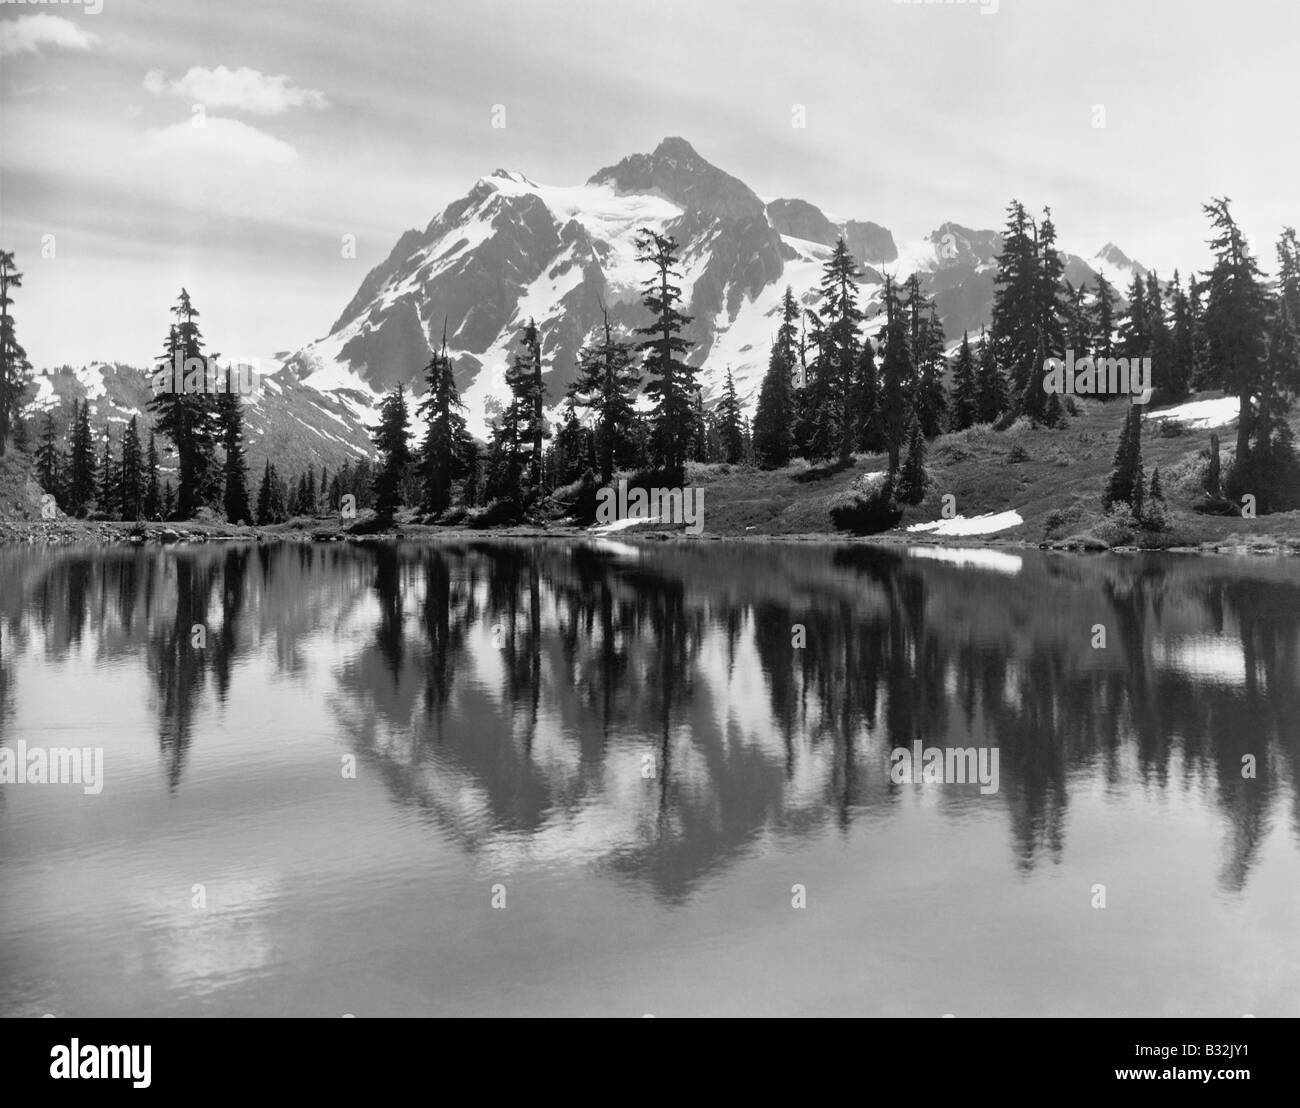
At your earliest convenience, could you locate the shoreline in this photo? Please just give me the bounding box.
[3,517,1297,557]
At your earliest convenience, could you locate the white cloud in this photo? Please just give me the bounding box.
[144,117,300,166]
[0,14,95,57]
[143,66,328,115]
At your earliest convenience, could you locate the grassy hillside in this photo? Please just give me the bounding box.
[676,391,1300,550]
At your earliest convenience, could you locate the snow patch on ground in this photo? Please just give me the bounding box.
[1148,396,1238,430]
[589,515,662,534]
[906,510,1024,536]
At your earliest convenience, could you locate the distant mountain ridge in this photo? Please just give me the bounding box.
[24,137,1149,471]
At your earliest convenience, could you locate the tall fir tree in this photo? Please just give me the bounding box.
[143,430,161,520]
[370,383,413,516]
[896,411,928,505]
[975,327,1009,424]
[568,306,640,484]
[752,337,795,469]
[1104,404,1145,513]
[148,289,218,518]
[217,367,251,523]
[950,331,979,431]
[819,238,865,460]
[634,228,697,482]
[119,415,144,520]
[1091,272,1118,358]
[0,250,31,457]
[36,410,61,499]
[715,366,745,463]
[97,431,118,516]
[417,330,473,514]
[1201,198,1271,463]
[67,400,97,516]
[256,459,276,525]
[504,318,548,493]
[877,277,912,473]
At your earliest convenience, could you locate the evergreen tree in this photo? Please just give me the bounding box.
[877,277,912,473]
[850,337,882,453]
[1065,280,1092,356]
[896,412,928,505]
[504,318,548,493]
[975,327,1009,424]
[1104,404,1145,512]
[417,332,473,514]
[0,250,31,457]
[148,289,218,518]
[1118,271,1150,363]
[950,331,979,431]
[119,415,143,520]
[911,294,948,437]
[752,339,795,469]
[1167,270,1196,400]
[67,400,97,515]
[1201,198,1271,463]
[990,200,1040,412]
[144,431,161,520]
[97,431,117,516]
[36,410,61,498]
[797,307,840,460]
[370,383,412,516]
[304,465,316,518]
[1028,207,1069,421]
[1091,272,1118,358]
[776,286,801,385]
[635,228,697,482]
[256,459,275,525]
[715,366,745,463]
[217,367,251,523]
[163,479,176,519]
[552,400,590,486]
[568,307,640,484]
[819,238,866,460]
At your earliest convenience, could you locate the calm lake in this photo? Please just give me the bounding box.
[1,539,1297,1017]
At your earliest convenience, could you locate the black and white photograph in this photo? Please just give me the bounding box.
[0,0,1297,1060]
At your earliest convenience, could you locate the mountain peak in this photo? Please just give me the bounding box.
[1095,241,1146,275]
[588,137,765,221]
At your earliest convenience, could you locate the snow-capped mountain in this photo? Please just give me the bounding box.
[24,137,1141,472]
[285,137,1129,438]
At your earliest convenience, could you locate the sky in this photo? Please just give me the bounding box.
[1,0,1297,369]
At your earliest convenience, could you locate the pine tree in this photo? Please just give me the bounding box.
[504,318,548,494]
[776,286,801,386]
[850,338,882,452]
[635,228,697,482]
[1091,273,1118,358]
[975,327,1008,424]
[896,412,928,505]
[66,401,97,516]
[568,306,640,485]
[1028,207,1069,421]
[97,431,118,516]
[798,307,840,460]
[217,367,251,523]
[144,431,161,520]
[819,238,866,460]
[148,289,218,518]
[1167,270,1196,400]
[752,338,795,469]
[256,459,275,525]
[163,479,176,519]
[35,411,61,499]
[119,415,143,520]
[1202,198,1271,464]
[1065,280,1092,356]
[877,277,912,473]
[417,331,473,515]
[911,295,948,437]
[1104,404,1145,512]
[0,250,32,457]
[371,383,412,517]
[950,331,979,431]
[990,200,1040,412]
[1118,271,1150,364]
[715,366,745,463]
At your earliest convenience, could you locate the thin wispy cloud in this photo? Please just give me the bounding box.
[0,13,96,57]
[143,66,328,114]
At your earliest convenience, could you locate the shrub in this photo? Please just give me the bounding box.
[1006,443,1029,464]
[468,498,522,529]
[1044,501,1086,539]
[831,478,902,534]
[1094,503,1139,546]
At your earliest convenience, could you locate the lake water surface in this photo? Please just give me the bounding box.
[1,539,1297,1017]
